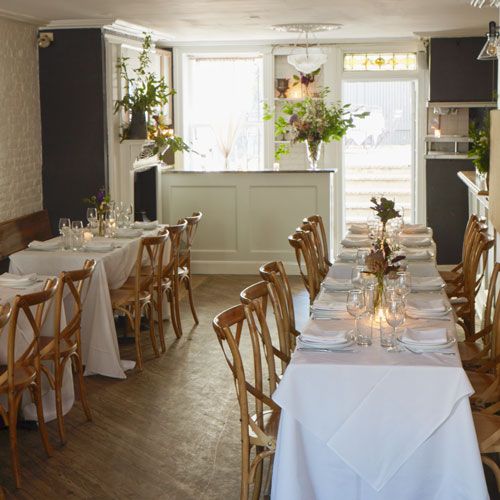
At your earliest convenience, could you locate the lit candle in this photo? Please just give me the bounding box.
[273,162,280,171]
[434,129,441,138]
[83,231,94,242]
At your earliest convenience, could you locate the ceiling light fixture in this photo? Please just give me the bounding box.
[477,21,499,60]
[271,23,342,74]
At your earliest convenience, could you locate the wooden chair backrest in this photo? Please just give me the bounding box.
[304,214,331,269]
[288,230,320,303]
[260,260,298,350]
[461,214,479,264]
[212,304,279,453]
[0,304,11,332]
[5,279,58,386]
[133,235,168,296]
[240,281,290,379]
[177,212,203,262]
[0,210,52,271]
[53,260,96,354]
[299,221,328,279]
[463,231,494,301]
[161,221,187,278]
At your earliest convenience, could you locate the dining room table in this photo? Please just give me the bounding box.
[271,224,489,499]
[8,225,170,380]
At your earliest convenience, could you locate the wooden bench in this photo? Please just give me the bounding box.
[0,210,53,272]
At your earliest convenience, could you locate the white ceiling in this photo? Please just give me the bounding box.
[0,0,498,42]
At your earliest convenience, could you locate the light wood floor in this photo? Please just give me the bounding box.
[1,274,309,499]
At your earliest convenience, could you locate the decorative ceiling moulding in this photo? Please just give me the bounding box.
[41,18,174,43]
[0,8,47,26]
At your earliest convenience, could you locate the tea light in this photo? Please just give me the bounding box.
[273,162,280,171]
[83,230,94,242]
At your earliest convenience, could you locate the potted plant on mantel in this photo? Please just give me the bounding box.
[114,34,173,140]
[468,117,490,189]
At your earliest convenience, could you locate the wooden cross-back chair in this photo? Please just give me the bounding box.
[0,280,58,488]
[472,407,500,494]
[240,281,290,377]
[288,230,321,304]
[39,259,96,445]
[298,221,328,281]
[460,262,500,367]
[260,260,300,352]
[452,231,494,337]
[303,214,331,277]
[111,235,167,370]
[213,304,280,500]
[466,277,500,406]
[159,221,187,340]
[177,212,203,325]
[443,217,487,296]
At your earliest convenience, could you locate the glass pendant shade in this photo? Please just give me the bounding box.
[477,21,499,61]
[287,50,327,74]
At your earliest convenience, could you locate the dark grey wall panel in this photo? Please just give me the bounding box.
[426,159,474,264]
[39,29,106,233]
[430,38,497,102]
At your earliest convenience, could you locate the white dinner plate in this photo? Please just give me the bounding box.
[397,336,456,351]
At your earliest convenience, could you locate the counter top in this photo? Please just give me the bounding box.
[457,171,488,197]
[163,168,337,174]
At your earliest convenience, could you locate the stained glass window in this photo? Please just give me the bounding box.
[343,53,417,71]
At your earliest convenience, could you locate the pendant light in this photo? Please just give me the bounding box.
[271,23,341,74]
[477,21,499,61]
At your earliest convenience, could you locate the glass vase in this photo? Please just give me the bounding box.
[306,140,323,170]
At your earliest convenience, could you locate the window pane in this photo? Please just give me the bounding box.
[343,52,417,72]
[185,56,264,170]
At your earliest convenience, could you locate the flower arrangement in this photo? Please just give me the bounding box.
[290,69,321,96]
[370,196,400,233]
[264,88,369,167]
[148,115,192,163]
[468,117,490,177]
[83,188,111,236]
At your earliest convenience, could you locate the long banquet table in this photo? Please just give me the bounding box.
[9,231,169,379]
[271,228,489,499]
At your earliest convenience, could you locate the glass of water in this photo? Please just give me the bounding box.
[347,289,367,345]
[382,297,405,351]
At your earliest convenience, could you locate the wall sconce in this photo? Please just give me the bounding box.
[477,21,499,61]
[38,32,54,49]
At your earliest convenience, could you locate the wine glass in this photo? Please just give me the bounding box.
[351,266,364,287]
[58,218,70,235]
[105,209,116,237]
[356,249,369,267]
[395,271,412,302]
[125,204,134,228]
[347,289,366,344]
[382,298,405,351]
[86,208,97,227]
[71,220,83,231]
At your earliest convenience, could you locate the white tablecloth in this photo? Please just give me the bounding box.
[0,280,74,422]
[271,237,488,499]
[9,234,169,379]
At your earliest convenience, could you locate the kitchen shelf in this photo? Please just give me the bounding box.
[424,152,470,160]
[426,101,497,109]
[424,135,471,143]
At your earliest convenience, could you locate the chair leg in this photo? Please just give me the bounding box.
[156,289,166,352]
[173,281,183,338]
[252,447,264,500]
[8,393,22,488]
[53,361,66,445]
[73,352,92,422]
[148,303,159,357]
[31,379,53,458]
[168,291,182,339]
[134,306,143,371]
[185,276,199,325]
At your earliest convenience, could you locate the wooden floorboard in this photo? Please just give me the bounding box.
[2,274,309,499]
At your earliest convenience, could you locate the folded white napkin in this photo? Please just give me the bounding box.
[401,224,429,234]
[336,249,358,262]
[400,237,432,248]
[115,228,143,238]
[348,223,369,235]
[341,237,372,248]
[84,242,115,252]
[322,277,353,292]
[405,250,432,261]
[132,221,158,230]
[300,320,350,345]
[28,239,60,251]
[406,296,447,318]
[401,326,448,345]
[0,273,38,287]
[410,276,444,291]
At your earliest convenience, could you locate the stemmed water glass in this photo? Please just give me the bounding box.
[86,208,97,229]
[347,289,366,344]
[125,204,134,228]
[395,271,412,303]
[356,249,369,267]
[59,218,71,250]
[351,266,364,287]
[382,297,405,351]
[58,218,70,234]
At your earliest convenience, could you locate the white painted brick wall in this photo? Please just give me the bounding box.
[0,17,42,222]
